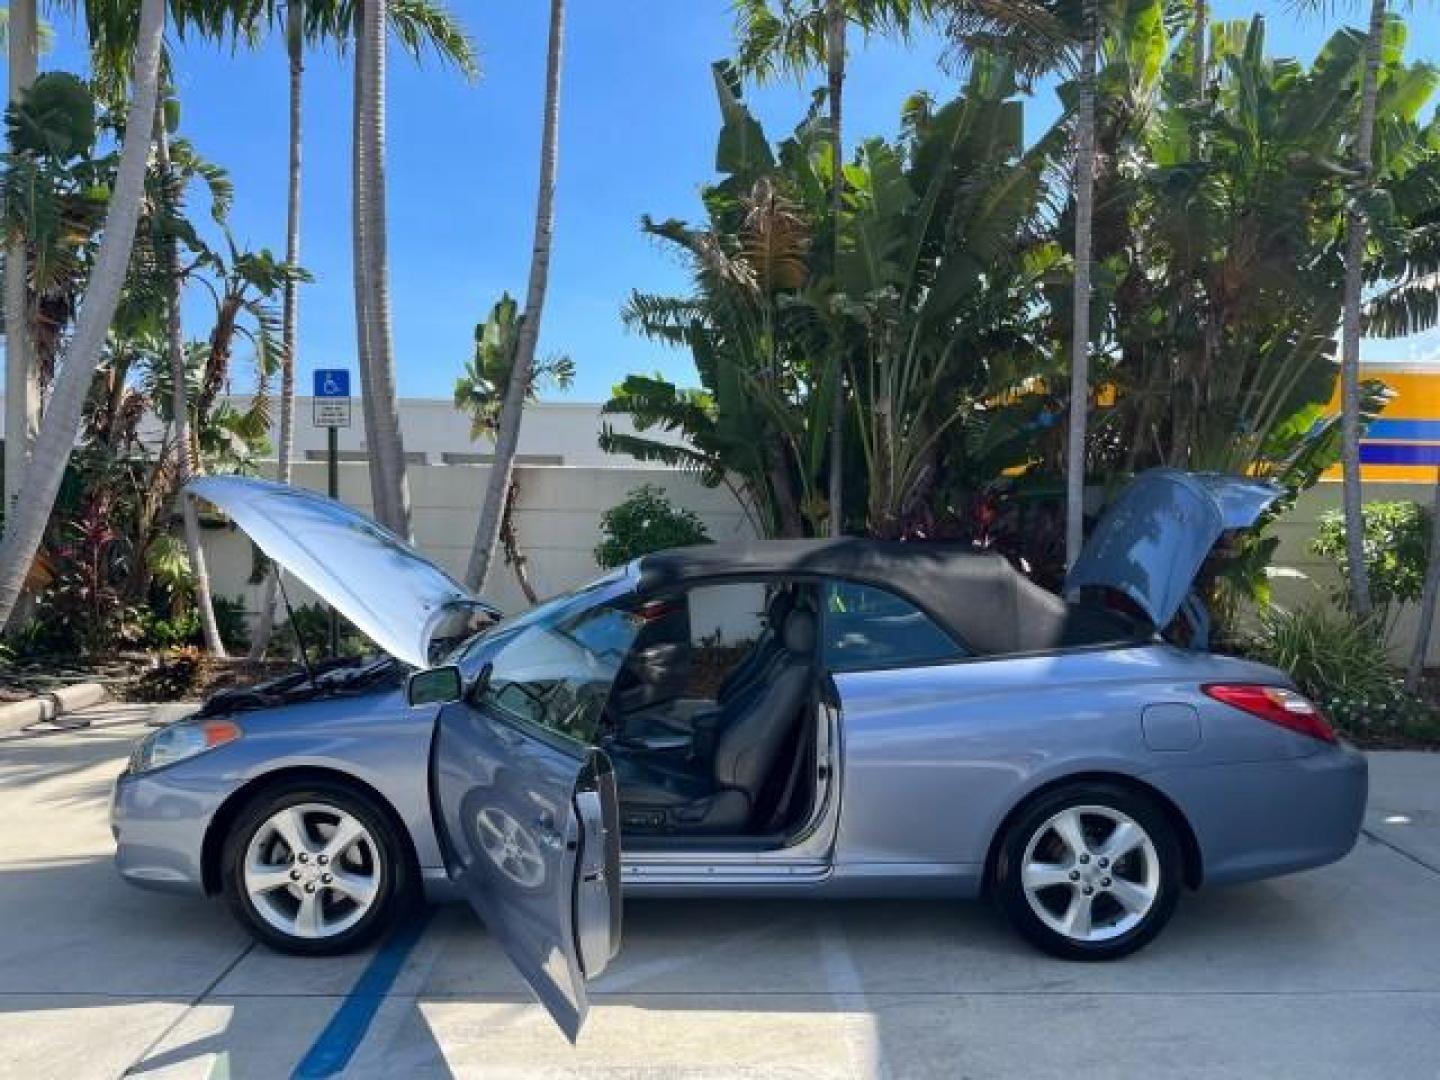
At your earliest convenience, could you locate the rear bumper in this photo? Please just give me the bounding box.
[1148,744,1369,887]
[110,767,218,896]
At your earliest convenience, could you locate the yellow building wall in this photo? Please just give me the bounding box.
[1322,367,1440,483]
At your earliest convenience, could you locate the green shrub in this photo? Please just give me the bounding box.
[594,485,711,569]
[267,602,369,660]
[1312,502,1429,635]
[137,596,249,653]
[1249,605,1426,733]
[213,596,250,652]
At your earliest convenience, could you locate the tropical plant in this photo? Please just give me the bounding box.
[1249,604,1424,735]
[32,488,141,655]
[268,601,367,660]
[594,484,712,569]
[454,290,575,605]
[154,98,224,656]
[603,64,840,539]
[1336,0,1389,619]
[0,0,165,638]
[943,0,1109,568]
[834,54,1053,537]
[606,55,1054,542]
[452,293,574,440]
[1313,501,1430,640]
[138,594,248,651]
[732,0,940,535]
[466,0,566,592]
[5,0,40,514]
[1408,474,1440,689]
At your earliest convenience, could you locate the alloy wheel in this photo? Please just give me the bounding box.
[243,802,382,940]
[1019,804,1160,944]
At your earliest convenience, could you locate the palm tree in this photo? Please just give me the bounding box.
[454,293,573,601]
[154,107,225,656]
[1337,0,1388,618]
[4,0,39,515]
[942,0,1100,569]
[732,0,936,537]
[250,0,474,654]
[248,0,307,658]
[0,0,165,634]
[465,0,566,593]
[1065,0,1097,570]
[1192,0,1207,101]
[353,0,412,539]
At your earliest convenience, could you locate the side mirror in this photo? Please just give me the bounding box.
[408,665,463,707]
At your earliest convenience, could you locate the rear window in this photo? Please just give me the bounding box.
[822,581,966,671]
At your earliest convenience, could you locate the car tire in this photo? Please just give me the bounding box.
[992,782,1182,961]
[221,779,416,956]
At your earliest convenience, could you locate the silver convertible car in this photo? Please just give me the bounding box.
[112,469,1367,1038]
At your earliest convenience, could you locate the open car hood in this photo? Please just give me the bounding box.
[188,477,499,668]
[1064,469,1282,630]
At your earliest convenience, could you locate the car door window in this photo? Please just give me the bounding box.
[822,581,966,671]
[477,600,641,747]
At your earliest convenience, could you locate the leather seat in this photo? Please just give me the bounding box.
[620,589,797,740]
[616,608,816,832]
[715,589,796,705]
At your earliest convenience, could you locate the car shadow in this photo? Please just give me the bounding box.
[0,841,1426,1076]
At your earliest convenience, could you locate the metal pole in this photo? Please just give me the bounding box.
[328,425,340,657]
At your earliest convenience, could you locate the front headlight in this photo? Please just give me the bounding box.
[129,717,243,774]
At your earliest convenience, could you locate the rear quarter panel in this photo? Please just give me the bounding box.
[831,644,1321,879]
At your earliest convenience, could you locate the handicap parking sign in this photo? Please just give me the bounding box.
[312,369,352,428]
[314,369,351,398]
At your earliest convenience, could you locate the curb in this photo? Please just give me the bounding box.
[0,681,109,734]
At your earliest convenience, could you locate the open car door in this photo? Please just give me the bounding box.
[429,591,637,1040]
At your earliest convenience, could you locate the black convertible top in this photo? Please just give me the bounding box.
[634,539,1142,656]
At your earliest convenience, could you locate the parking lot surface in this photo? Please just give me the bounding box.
[1,701,1438,1079]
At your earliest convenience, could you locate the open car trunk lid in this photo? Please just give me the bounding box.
[1065,469,1282,632]
[188,476,498,668]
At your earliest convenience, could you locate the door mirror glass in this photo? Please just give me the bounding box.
[408,665,463,707]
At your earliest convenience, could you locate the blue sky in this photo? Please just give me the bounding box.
[14,0,1440,402]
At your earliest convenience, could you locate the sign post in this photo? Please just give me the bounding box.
[312,369,352,656]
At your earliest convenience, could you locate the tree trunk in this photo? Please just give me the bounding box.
[355,0,412,540]
[1065,1,1098,572]
[156,110,225,657]
[466,0,566,592]
[4,0,40,515]
[1338,0,1386,617]
[1192,0,1208,103]
[498,479,539,605]
[0,0,165,635]
[351,8,388,529]
[1405,467,1440,691]
[825,0,845,538]
[251,0,306,659]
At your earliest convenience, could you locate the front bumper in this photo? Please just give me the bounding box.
[111,765,223,896]
[1148,743,1369,887]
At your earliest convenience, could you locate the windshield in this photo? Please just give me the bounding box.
[443,568,629,667]
[470,587,641,747]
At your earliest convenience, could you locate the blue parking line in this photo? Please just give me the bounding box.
[291,906,435,1079]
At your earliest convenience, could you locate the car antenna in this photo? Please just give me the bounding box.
[276,572,319,686]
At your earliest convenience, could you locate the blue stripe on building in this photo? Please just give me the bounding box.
[1366,419,1440,441]
[1359,442,1440,466]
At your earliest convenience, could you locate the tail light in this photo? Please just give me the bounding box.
[1202,684,1337,744]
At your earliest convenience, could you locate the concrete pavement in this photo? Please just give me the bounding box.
[1,702,1438,1079]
